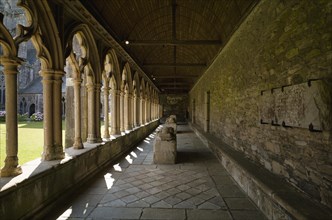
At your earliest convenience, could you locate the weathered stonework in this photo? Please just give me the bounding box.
[165,115,177,133]
[189,0,332,209]
[160,94,188,122]
[153,126,177,164]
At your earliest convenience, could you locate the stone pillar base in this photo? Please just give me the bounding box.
[42,145,65,161]
[0,156,22,177]
[87,136,97,144]
[73,138,83,149]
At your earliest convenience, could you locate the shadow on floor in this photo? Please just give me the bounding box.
[176,151,213,164]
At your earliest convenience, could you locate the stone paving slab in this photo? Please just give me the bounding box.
[47,125,267,220]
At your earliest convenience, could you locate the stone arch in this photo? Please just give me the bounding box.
[0,0,66,176]
[103,49,121,90]
[64,24,101,148]
[120,63,133,131]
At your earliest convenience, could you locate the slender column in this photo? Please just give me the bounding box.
[136,95,141,126]
[110,89,120,135]
[95,83,102,142]
[115,89,121,134]
[133,94,137,127]
[120,90,125,132]
[40,70,54,160]
[124,91,129,130]
[142,98,146,124]
[103,85,110,139]
[73,79,83,149]
[87,83,97,143]
[139,97,143,125]
[127,93,133,130]
[52,70,65,159]
[145,98,149,123]
[0,59,22,177]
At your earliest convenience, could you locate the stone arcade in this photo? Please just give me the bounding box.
[0,0,331,219]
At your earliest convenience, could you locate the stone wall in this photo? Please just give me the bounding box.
[160,94,188,122]
[0,121,159,219]
[189,0,332,208]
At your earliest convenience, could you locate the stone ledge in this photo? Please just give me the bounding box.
[0,120,159,220]
[190,123,332,220]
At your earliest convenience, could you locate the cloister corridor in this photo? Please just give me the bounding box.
[46,124,266,220]
[0,0,331,219]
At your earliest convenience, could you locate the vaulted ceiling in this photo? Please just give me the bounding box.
[80,0,258,94]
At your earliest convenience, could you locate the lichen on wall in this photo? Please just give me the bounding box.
[189,0,332,208]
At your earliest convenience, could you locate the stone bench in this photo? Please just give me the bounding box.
[165,115,177,133]
[153,127,177,164]
[190,123,332,220]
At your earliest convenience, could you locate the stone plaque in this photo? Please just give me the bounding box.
[259,80,330,131]
[259,90,275,124]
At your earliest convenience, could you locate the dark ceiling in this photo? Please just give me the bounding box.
[80,0,258,94]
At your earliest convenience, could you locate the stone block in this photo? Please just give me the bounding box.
[153,127,177,164]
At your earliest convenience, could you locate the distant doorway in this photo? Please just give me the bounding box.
[204,91,210,132]
[29,104,35,117]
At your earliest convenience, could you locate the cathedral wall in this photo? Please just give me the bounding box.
[189,0,332,208]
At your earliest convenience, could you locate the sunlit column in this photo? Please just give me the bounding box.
[87,83,97,143]
[73,78,83,149]
[127,93,133,130]
[52,70,65,159]
[40,69,55,160]
[103,85,110,139]
[133,94,137,127]
[124,91,129,130]
[120,90,124,132]
[115,89,121,134]
[0,58,22,177]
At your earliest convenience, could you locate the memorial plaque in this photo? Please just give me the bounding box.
[274,88,286,125]
[259,90,275,124]
[282,84,305,127]
[259,80,328,131]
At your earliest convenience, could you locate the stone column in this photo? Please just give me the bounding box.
[133,94,137,127]
[146,98,150,122]
[110,89,120,135]
[128,93,133,130]
[120,90,125,132]
[103,85,110,139]
[0,59,22,177]
[115,89,121,134]
[40,70,54,160]
[73,79,83,149]
[124,91,129,130]
[136,95,141,126]
[52,70,65,159]
[141,98,145,124]
[87,83,97,143]
[95,83,102,142]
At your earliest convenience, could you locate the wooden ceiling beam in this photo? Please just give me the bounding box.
[144,63,206,67]
[161,87,190,90]
[157,82,190,85]
[155,75,199,78]
[125,40,222,46]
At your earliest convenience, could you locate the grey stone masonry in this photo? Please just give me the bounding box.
[153,126,177,164]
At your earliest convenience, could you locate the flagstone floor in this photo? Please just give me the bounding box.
[47,124,267,220]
